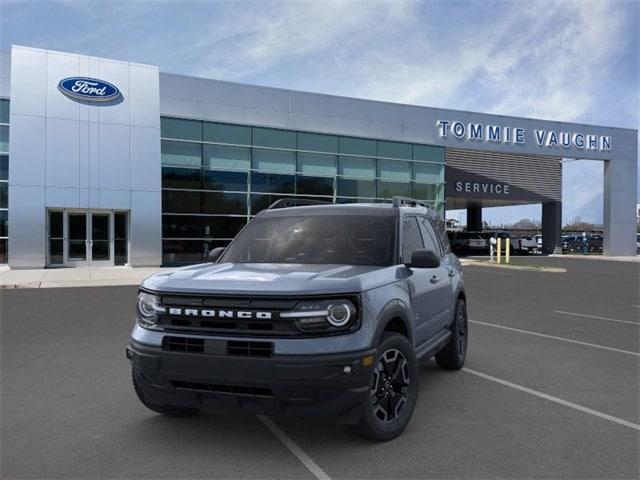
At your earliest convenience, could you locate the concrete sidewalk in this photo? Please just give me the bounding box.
[0,266,173,289]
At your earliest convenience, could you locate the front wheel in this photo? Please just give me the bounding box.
[350,333,419,441]
[435,298,468,370]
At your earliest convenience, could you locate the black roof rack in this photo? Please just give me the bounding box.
[267,198,333,210]
[391,196,429,209]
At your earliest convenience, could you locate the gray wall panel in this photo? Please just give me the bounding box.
[8,45,161,267]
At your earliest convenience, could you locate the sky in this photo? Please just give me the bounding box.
[1,0,638,226]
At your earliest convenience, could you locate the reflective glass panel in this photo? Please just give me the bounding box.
[413,144,445,163]
[250,173,295,194]
[297,132,338,153]
[0,155,7,180]
[203,122,251,145]
[339,137,376,156]
[378,141,411,160]
[162,190,202,213]
[338,156,375,179]
[297,153,336,176]
[377,180,411,198]
[413,163,443,183]
[252,127,296,149]
[0,99,9,124]
[202,170,248,191]
[161,117,202,141]
[252,149,296,174]
[162,167,202,189]
[161,141,201,167]
[0,182,7,208]
[377,160,411,181]
[296,176,334,196]
[0,210,7,237]
[0,126,8,154]
[203,145,250,170]
[337,178,376,198]
[202,192,247,214]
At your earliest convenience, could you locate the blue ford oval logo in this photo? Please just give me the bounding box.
[58,77,121,102]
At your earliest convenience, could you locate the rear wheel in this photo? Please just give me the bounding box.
[350,333,419,441]
[435,298,468,370]
[132,371,200,417]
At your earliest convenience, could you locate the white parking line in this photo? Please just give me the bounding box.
[463,368,640,431]
[469,319,640,357]
[257,414,331,480]
[554,310,639,326]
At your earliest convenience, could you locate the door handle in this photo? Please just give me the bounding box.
[448,269,456,277]
[430,275,440,284]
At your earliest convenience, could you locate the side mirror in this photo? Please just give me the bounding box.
[406,249,440,268]
[208,246,226,262]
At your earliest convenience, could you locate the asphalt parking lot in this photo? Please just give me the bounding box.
[1,257,639,479]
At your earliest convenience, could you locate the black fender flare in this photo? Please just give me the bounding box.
[371,299,414,347]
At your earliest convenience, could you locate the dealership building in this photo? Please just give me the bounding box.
[0,45,637,268]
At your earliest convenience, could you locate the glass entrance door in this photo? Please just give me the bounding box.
[49,210,129,267]
[90,213,112,266]
[67,213,88,266]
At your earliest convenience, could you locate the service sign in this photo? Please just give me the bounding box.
[58,77,121,102]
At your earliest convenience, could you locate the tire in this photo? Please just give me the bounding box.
[350,333,419,441]
[132,370,200,418]
[435,298,468,370]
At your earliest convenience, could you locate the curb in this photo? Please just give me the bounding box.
[463,260,567,273]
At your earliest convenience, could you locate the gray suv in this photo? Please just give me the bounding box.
[127,197,467,441]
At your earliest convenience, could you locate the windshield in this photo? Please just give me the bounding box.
[220,215,396,266]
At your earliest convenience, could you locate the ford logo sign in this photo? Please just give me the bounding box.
[58,77,121,102]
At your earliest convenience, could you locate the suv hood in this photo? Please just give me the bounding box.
[142,262,397,295]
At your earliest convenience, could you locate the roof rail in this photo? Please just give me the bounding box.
[391,196,429,209]
[267,198,332,210]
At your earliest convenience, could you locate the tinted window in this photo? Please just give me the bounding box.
[202,170,248,191]
[402,217,423,263]
[296,176,333,196]
[419,217,441,256]
[251,173,295,194]
[222,215,396,266]
[162,167,201,189]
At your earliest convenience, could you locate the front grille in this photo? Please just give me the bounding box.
[154,293,360,337]
[171,380,274,397]
[157,295,301,337]
[163,336,205,353]
[162,336,273,357]
[227,341,273,357]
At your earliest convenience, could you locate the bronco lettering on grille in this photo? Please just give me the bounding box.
[167,308,272,320]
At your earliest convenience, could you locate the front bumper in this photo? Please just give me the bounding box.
[127,339,376,423]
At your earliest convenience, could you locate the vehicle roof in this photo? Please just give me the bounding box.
[261,202,434,218]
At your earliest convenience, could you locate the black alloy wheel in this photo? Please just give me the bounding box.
[371,348,410,423]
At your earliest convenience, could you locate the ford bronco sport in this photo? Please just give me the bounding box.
[128,197,467,441]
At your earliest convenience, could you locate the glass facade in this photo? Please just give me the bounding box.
[160,117,445,265]
[0,99,8,263]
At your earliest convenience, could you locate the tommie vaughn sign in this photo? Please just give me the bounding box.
[58,77,121,102]
[436,120,612,152]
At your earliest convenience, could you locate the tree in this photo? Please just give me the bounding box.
[563,216,602,232]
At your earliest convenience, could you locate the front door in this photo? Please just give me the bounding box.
[89,213,112,267]
[47,210,129,267]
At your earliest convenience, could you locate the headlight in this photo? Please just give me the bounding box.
[281,299,358,333]
[136,291,165,328]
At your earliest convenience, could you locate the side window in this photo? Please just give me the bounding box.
[402,217,424,262]
[419,217,442,256]
[435,218,452,254]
